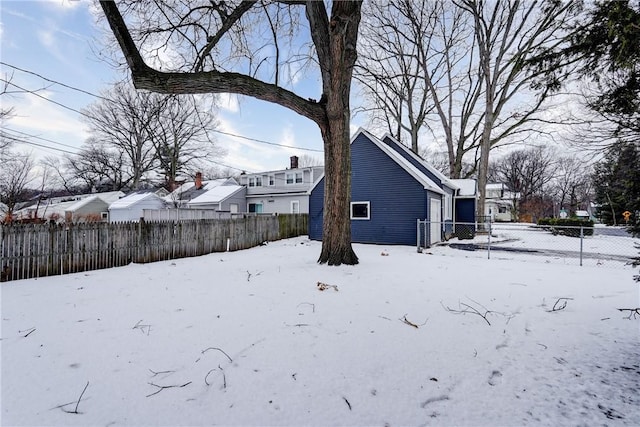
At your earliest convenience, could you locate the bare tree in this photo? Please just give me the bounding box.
[82,82,163,190]
[459,0,578,219]
[65,138,128,191]
[552,156,592,216]
[492,146,556,220]
[149,94,222,190]
[99,0,362,265]
[297,154,323,168]
[0,152,34,222]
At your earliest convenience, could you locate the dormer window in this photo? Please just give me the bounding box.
[286,172,303,184]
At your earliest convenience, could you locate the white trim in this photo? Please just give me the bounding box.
[350,201,370,220]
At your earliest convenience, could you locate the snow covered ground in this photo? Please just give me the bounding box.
[2,235,639,426]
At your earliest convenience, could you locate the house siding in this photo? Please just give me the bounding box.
[246,194,309,214]
[382,136,444,187]
[109,198,166,222]
[310,132,439,245]
[455,198,476,223]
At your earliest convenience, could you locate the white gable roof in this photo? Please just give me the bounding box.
[356,129,444,194]
[65,195,106,212]
[110,193,163,209]
[188,185,244,205]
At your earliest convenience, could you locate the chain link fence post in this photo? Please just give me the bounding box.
[488,220,492,260]
[580,225,584,266]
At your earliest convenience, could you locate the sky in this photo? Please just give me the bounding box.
[0,0,343,174]
[2,230,639,425]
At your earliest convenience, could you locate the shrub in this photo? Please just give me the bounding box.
[537,217,594,237]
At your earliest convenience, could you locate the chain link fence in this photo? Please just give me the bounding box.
[418,220,639,266]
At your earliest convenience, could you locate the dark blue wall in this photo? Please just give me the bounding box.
[382,136,443,187]
[455,198,476,223]
[310,132,437,245]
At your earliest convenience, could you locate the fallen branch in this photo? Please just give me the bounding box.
[399,314,428,329]
[617,308,640,319]
[201,347,233,363]
[246,270,263,282]
[317,281,338,291]
[547,298,573,312]
[146,381,192,397]
[60,381,89,414]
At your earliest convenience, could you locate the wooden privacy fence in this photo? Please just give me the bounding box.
[0,214,308,282]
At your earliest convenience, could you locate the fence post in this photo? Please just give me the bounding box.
[416,219,421,253]
[487,220,492,260]
[579,225,584,267]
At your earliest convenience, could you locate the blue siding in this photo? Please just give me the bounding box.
[455,198,476,223]
[309,177,324,240]
[309,132,435,245]
[382,136,443,187]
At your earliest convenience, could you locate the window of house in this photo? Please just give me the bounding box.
[291,200,300,214]
[268,175,275,186]
[295,172,303,184]
[498,206,507,214]
[248,203,263,213]
[248,177,255,187]
[255,176,262,187]
[286,173,294,184]
[351,201,370,220]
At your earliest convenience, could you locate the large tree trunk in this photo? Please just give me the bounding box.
[316,1,360,265]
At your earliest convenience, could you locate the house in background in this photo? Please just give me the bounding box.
[109,192,169,222]
[64,196,111,223]
[310,129,467,246]
[11,190,125,223]
[485,183,518,222]
[238,156,323,214]
[187,184,247,213]
[165,172,238,207]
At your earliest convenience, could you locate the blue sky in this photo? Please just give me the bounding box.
[0,0,346,173]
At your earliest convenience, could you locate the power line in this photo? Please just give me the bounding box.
[3,127,81,150]
[1,133,78,155]
[2,61,324,153]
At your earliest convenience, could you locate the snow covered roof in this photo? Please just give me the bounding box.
[65,195,106,212]
[109,193,164,209]
[486,183,507,191]
[451,179,477,197]
[188,185,244,205]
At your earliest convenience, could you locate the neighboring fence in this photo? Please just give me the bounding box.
[418,220,639,266]
[142,208,234,221]
[0,214,308,282]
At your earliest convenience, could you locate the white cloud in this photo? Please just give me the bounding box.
[37,30,55,48]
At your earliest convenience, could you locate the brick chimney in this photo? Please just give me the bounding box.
[290,156,299,169]
[195,172,203,189]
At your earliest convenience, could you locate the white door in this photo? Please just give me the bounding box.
[230,203,238,213]
[430,198,441,245]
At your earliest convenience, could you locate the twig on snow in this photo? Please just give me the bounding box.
[246,270,263,282]
[546,298,573,312]
[399,314,428,329]
[20,327,36,338]
[343,397,352,410]
[201,347,233,363]
[146,381,192,397]
[297,302,315,313]
[205,365,227,389]
[441,300,495,326]
[148,369,175,377]
[60,381,89,414]
[617,308,640,319]
[132,320,151,335]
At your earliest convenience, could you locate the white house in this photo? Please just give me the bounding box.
[109,192,169,222]
[485,183,519,222]
[237,156,324,214]
[187,185,247,212]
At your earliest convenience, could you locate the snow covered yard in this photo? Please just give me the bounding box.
[1,237,639,426]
